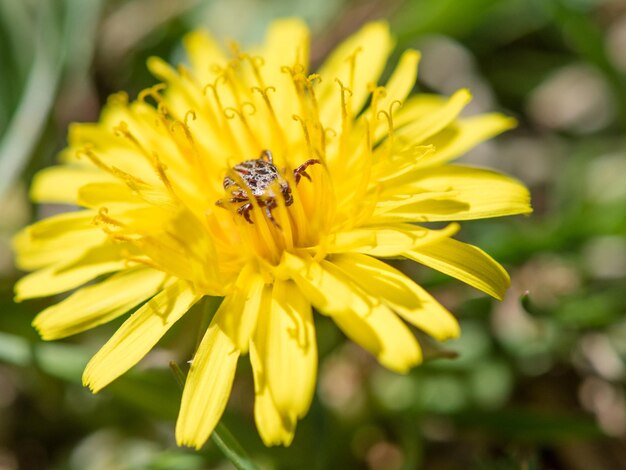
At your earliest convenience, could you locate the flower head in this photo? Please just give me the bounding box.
[14,19,531,447]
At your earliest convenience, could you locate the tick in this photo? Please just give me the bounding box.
[216,150,320,226]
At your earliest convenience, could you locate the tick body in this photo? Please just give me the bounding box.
[216,150,320,226]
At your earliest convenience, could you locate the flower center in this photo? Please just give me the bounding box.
[208,149,330,268]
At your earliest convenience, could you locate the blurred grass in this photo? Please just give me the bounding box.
[1,0,626,469]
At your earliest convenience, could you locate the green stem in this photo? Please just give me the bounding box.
[169,359,257,470]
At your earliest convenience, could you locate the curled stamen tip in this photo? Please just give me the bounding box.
[377,109,390,121]
[157,103,170,117]
[389,100,402,113]
[184,110,197,126]
[202,83,215,96]
[113,121,130,136]
[241,102,256,115]
[138,83,166,103]
[177,64,190,78]
[226,39,241,57]
[307,73,322,85]
[334,78,353,96]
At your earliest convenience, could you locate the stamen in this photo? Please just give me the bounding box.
[335,78,353,133]
[345,47,363,91]
[93,208,127,237]
[76,146,111,174]
[223,102,261,150]
[149,151,176,196]
[292,114,315,160]
[368,85,387,143]
[305,73,322,117]
[184,110,196,127]
[376,100,402,159]
[138,84,167,106]
[113,121,177,197]
[252,86,286,152]
[240,53,266,89]
[226,39,241,58]
[123,255,160,270]
[203,75,244,155]
[164,111,211,184]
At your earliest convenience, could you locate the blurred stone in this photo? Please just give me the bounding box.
[517,255,582,308]
[585,151,626,203]
[526,63,615,133]
[579,377,626,436]
[417,35,495,113]
[583,236,626,280]
[318,344,367,417]
[0,367,18,409]
[0,448,18,470]
[420,417,456,442]
[580,333,625,381]
[496,136,559,186]
[70,430,160,470]
[607,13,626,73]
[365,440,404,470]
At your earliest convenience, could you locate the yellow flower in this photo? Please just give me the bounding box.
[13,19,531,448]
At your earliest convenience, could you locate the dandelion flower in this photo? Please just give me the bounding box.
[14,19,531,448]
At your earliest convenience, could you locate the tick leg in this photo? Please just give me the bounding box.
[238,203,254,224]
[294,159,321,184]
[259,149,273,163]
[216,196,248,207]
[263,200,281,228]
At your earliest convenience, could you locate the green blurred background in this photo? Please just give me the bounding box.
[1,0,626,468]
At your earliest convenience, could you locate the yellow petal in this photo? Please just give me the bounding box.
[219,264,267,352]
[333,301,422,373]
[33,268,169,340]
[421,113,517,167]
[405,237,510,300]
[262,18,309,68]
[15,243,128,301]
[394,88,471,144]
[30,166,114,204]
[249,340,296,446]
[136,209,222,294]
[78,182,173,209]
[255,280,316,419]
[183,29,229,86]
[281,252,371,316]
[378,49,420,113]
[328,223,459,257]
[375,165,532,222]
[330,254,459,340]
[317,22,394,126]
[12,211,106,270]
[258,18,310,147]
[83,280,200,392]
[176,308,239,449]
